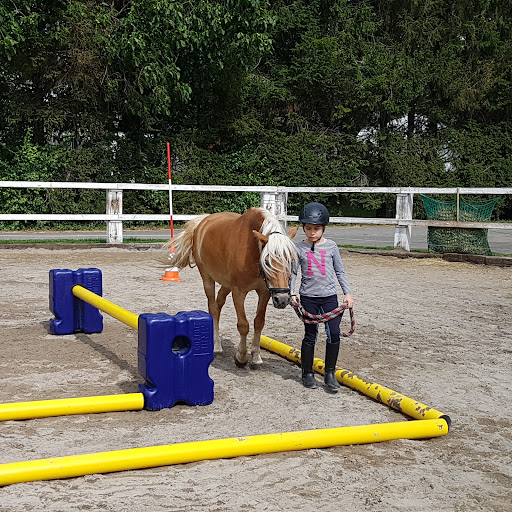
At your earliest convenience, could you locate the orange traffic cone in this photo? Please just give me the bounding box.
[160,244,182,282]
[160,266,182,281]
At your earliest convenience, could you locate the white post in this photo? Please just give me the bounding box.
[260,191,288,228]
[394,193,413,251]
[106,189,123,244]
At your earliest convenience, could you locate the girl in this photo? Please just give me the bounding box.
[290,202,354,391]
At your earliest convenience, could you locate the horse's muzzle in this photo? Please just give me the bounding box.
[269,288,290,309]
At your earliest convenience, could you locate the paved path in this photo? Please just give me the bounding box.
[1,225,511,254]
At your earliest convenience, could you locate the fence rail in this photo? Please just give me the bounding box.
[1,180,511,195]
[1,181,511,249]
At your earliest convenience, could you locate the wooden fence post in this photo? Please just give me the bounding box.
[106,189,123,244]
[260,191,288,228]
[394,193,414,251]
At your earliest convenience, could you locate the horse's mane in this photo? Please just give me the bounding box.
[258,208,298,279]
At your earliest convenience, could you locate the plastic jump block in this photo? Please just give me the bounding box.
[49,268,103,335]
[49,268,214,410]
[138,311,214,409]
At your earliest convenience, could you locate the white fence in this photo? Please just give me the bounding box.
[0,181,511,250]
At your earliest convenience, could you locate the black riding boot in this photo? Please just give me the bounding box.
[324,342,341,391]
[301,341,318,389]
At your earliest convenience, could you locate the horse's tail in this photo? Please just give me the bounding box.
[161,214,210,269]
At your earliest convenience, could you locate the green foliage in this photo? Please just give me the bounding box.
[374,132,449,188]
[0,131,108,229]
[100,0,275,128]
[448,123,512,188]
[170,128,369,216]
[447,122,512,217]
[0,0,511,228]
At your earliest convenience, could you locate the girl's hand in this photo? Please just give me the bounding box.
[343,294,354,309]
[290,294,300,304]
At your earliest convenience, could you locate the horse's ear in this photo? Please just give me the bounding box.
[253,230,269,244]
[287,226,299,239]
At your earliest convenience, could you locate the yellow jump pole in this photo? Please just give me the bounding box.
[0,287,144,423]
[0,418,448,486]
[72,285,139,331]
[0,394,144,422]
[0,286,143,422]
[260,336,451,427]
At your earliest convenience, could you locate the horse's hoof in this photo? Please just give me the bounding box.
[214,347,223,355]
[234,355,247,368]
[250,356,263,366]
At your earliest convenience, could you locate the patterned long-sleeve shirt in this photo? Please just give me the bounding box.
[290,239,352,297]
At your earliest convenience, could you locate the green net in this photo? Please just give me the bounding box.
[420,195,500,255]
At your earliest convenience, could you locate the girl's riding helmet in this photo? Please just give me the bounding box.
[299,202,330,225]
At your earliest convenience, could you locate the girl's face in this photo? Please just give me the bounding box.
[303,223,324,244]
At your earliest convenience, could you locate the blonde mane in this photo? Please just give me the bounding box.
[258,208,297,280]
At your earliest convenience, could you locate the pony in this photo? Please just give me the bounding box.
[167,208,298,367]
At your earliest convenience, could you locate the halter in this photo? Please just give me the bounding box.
[260,231,291,296]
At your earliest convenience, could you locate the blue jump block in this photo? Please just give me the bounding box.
[138,311,214,409]
[49,268,103,335]
[49,268,214,409]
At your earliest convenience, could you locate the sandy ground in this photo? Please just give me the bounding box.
[0,247,510,511]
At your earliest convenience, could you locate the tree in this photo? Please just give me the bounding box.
[0,0,511,223]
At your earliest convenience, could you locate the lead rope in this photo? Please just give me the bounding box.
[290,301,356,337]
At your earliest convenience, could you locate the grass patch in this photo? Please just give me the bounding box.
[340,243,429,252]
[339,244,511,257]
[340,244,396,251]
[1,238,509,258]
[0,238,168,245]
[0,238,104,245]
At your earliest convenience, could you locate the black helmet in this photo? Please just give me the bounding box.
[299,202,329,225]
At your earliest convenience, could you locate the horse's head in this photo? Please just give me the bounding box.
[253,226,298,309]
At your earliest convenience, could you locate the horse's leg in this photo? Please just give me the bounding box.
[214,285,231,353]
[232,288,250,367]
[250,289,271,366]
[198,269,223,354]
